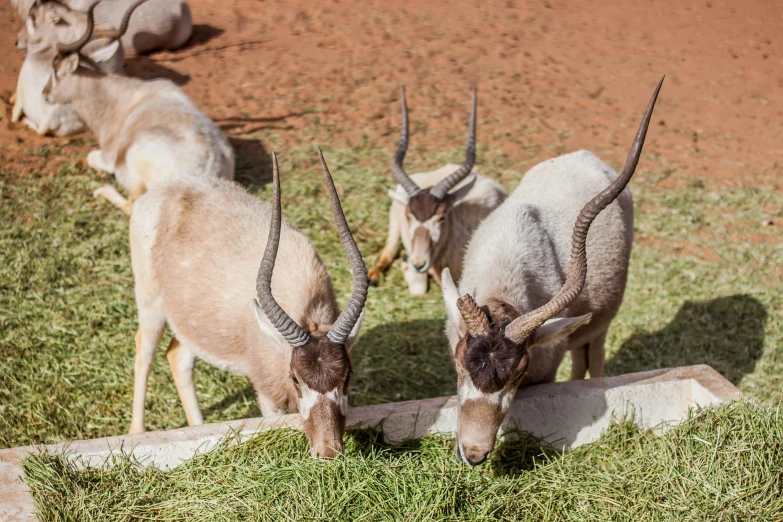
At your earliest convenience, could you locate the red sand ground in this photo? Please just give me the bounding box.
[1,0,781,189]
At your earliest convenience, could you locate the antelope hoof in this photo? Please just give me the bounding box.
[367,271,381,287]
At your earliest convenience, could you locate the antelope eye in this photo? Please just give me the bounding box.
[290,374,300,386]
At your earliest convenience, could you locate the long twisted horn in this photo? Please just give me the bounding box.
[390,86,423,198]
[91,0,148,40]
[255,152,311,348]
[429,87,477,200]
[504,76,664,344]
[55,0,98,54]
[457,294,490,337]
[317,147,370,344]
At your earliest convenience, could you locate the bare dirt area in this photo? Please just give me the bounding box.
[1,0,781,188]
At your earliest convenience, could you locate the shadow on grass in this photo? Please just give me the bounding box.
[199,386,260,426]
[229,137,272,192]
[606,294,766,384]
[350,318,456,405]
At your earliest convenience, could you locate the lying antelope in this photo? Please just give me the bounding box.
[17,0,192,56]
[12,36,124,136]
[441,77,664,466]
[129,149,368,458]
[368,87,507,295]
[42,0,234,214]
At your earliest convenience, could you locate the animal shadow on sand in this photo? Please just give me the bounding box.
[184,24,225,48]
[606,294,766,385]
[125,53,191,85]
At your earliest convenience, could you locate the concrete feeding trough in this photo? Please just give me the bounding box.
[0,365,741,521]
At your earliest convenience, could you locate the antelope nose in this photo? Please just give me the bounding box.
[310,442,343,459]
[457,443,491,467]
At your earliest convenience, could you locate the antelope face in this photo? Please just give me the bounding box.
[453,323,529,466]
[289,335,352,459]
[442,269,592,466]
[43,53,80,104]
[23,2,86,54]
[390,190,449,274]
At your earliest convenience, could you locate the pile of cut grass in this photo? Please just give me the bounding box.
[24,401,783,521]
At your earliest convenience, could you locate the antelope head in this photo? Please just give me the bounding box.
[42,0,145,103]
[19,0,88,53]
[253,149,369,459]
[442,77,664,466]
[387,86,478,274]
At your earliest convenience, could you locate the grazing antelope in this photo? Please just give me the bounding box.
[441,78,664,466]
[17,0,192,56]
[12,37,124,136]
[368,87,507,295]
[128,149,368,458]
[41,0,234,215]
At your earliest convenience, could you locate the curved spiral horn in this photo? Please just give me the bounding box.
[317,147,370,344]
[429,87,477,200]
[505,76,664,344]
[55,0,98,54]
[91,0,148,40]
[390,86,423,198]
[457,294,490,337]
[255,152,311,348]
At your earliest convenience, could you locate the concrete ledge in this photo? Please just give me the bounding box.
[0,365,741,521]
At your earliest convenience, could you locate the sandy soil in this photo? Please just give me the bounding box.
[0,0,781,188]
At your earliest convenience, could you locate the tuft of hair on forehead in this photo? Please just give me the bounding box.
[292,338,351,393]
[463,327,525,394]
[407,191,446,222]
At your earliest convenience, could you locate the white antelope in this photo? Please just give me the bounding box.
[441,78,664,466]
[12,35,124,137]
[41,1,234,214]
[368,87,507,295]
[16,0,192,56]
[128,149,368,458]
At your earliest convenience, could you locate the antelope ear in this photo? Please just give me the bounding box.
[252,299,290,357]
[88,39,119,63]
[441,268,465,340]
[530,314,592,348]
[344,308,365,353]
[62,53,80,74]
[388,187,409,206]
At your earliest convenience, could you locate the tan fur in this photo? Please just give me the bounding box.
[129,177,360,458]
[371,164,506,295]
[44,57,234,213]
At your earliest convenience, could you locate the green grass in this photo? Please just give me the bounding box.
[2,142,782,519]
[23,402,783,521]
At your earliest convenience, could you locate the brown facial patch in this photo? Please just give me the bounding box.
[460,395,505,430]
[459,299,529,393]
[463,327,525,393]
[407,192,447,222]
[291,337,351,393]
